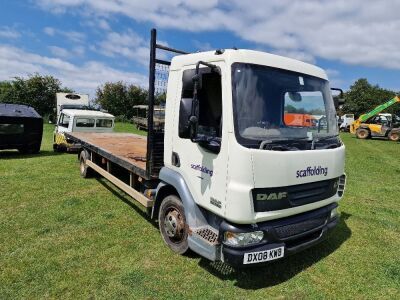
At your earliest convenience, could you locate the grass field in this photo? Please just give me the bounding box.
[0,124,399,299]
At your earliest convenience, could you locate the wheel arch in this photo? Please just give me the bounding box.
[152,183,179,220]
[152,167,208,228]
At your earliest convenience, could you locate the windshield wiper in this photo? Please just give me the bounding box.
[311,134,340,149]
[259,137,309,149]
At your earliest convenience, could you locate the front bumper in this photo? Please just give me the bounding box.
[221,203,339,267]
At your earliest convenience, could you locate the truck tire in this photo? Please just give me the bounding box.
[18,143,40,154]
[158,195,189,255]
[388,131,400,142]
[79,150,93,178]
[356,128,370,139]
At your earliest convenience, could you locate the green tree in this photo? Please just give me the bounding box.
[95,82,149,120]
[342,79,399,117]
[0,74,73,117]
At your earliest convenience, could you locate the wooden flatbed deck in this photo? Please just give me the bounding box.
[66,132,149,177]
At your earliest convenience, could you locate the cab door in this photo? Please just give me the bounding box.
[171,63,229,217]
[54,113,72,146]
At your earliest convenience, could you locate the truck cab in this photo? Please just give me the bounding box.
[157,49,345,265]
[53,109,115,151]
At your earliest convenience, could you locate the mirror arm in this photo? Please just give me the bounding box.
[195,61,219,75]
[331,87,344,97]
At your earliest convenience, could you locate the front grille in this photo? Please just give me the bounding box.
[285,230,323,248]
[275,217,326,239]
[252,178,339,212]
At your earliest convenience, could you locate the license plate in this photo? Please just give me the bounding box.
[243,246,285,264]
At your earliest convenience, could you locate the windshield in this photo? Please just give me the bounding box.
[232,63,338,148]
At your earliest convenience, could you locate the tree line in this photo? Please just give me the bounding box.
[0,74,398,121]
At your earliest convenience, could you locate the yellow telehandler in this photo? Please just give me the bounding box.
[350,96,400,141]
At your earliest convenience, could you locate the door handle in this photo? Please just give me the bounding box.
[171,152,180,167]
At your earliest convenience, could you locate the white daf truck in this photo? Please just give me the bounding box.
[66,29,346,267]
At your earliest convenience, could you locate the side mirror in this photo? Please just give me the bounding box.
[178,98,193,138]
[331,88,345,109]
[288,92,302,102]
[182,69,198,93]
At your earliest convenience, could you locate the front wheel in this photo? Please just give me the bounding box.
[158,195,189,255]
[388,131,400,142]
[356,128,370,139]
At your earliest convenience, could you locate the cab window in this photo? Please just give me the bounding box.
[76,118,95,127]
[59,113,70,128]
[197,72,222,137]
[96,119,113,128]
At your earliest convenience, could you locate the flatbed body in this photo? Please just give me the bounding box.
[66,132,151,179]
[66,131,158,208]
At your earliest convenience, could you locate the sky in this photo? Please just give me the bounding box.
[0,0,399,98]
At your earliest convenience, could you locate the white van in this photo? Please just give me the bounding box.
[53,109,115,151]
[339,114,355,132]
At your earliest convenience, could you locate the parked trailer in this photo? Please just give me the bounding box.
[0,103,43,153]
[132,105,165,131]
[67,29,346,267]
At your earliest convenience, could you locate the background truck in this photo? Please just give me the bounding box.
[66,29,346,267]
[54,109,115,152]
[283,113,315,127]
[55,93,89,121]
[0,103,43,153]
[132,105,165,131]
[350,96,400,141]
[338,114,355,132]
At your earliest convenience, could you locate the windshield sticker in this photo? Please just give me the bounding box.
[191,164,213,177]
[296,166,328,178]
[299,76,304,85]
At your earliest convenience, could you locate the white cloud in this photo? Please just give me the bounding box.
[35,0,400,70]
[0,26,20,39]
[43,26,55,36]
[96,30,156,66]
[48,45,70,58]
[0,45,147,97]
[272,50,316,64]
[48,45,85,58]
[97,19,110,31]
[73,45,85,56]
[192,40,213,52]
[43,26,86,43]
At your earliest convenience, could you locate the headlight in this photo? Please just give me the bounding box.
[224,231,264,247]
[330,207,339,219]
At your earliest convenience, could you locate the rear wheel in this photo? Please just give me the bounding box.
[388,131,400,142]
[158,195,189,254]
[356,128,370,139]
[79,150,93,178]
